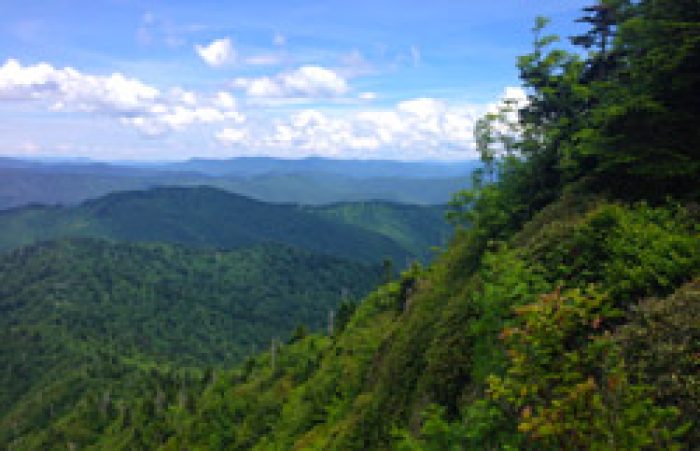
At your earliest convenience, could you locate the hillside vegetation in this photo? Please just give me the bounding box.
[306,202,450,262]
[0,238,380,446]
[0,187,449,264]
[2,0,700,449]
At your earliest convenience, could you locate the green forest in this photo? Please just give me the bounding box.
[0,187,449,264]
[2,0,700,449]
[0,239,381,446]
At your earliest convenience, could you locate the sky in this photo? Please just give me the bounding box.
[0,0,588,162]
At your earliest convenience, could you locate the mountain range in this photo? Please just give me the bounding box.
[0,157,476,209]
[0,186,451,264]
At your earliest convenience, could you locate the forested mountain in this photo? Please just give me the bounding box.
[3,0,700,449]
[0,159,472,210]
[0,186,448,264]
[306,201,451,262]
[0,238,380,446]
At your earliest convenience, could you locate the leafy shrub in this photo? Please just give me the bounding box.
[488,286,682,449]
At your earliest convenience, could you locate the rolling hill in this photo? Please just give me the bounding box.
[0,186,451,264]
[0,187,399,263]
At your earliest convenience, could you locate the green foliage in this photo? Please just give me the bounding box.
[395,405,469,451]
[0,186,430,264]
[5,200,698,449]
[307,201,452,263]
[517,0,700,199]
[615,279,700,442]
[488,286,681,449]
[334,300,357,335]
[522,202,700,301]
[0,238,380,448]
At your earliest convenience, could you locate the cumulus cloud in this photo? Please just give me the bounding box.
[397,97,445,118]
[195,38,236,67]
[122,105,244,137]
[1,55,525,160]
[215,96,485,159]
[0,58,159,113]
[214,91,236,109]
[214,87,527,158]
[0,58,244,136]
[233,65,348,99]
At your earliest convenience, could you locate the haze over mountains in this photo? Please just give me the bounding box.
[0,157,477,210]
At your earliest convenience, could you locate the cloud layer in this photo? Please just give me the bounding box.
[0,57,525,160]
[214,96,517,159]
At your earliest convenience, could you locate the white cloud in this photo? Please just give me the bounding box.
[170,87,197,106]
[485,86,528,125]
[397,97,445,118]
[123,106,244,136]
[195,38,236,67]
[503,86,527,103]
[1,56,523,161]
[213,95,488,160]
[235,76,280,97]
[214,91,236,109]
[0,58,159,113]
[0,58,244,136]
[233,65,348,99]
[216,127,248,144]
[358,92,377,101]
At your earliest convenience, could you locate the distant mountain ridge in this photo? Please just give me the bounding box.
[0,157,475,209]
[148,156,479,178]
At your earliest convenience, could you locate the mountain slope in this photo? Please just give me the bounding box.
[0,238,380,445]
[306,201,451,262]
[0,186,419,264]
[8,192,698,450]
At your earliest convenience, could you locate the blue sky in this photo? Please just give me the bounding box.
[0,0,588,161]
